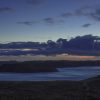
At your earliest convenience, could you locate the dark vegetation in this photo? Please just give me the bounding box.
[0,60,100,73]
[0,61,17,66]
[0,76,99,100]
[1,34,100,56]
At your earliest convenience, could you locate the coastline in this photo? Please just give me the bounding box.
[0,60,99,99]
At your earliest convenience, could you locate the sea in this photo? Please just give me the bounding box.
[0,66,100,81]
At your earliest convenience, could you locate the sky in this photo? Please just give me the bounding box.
[0,0,100,42]
[0,55,98,61]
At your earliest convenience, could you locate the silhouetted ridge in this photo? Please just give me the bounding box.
[0,60,100,73]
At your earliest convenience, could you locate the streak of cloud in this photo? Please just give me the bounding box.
[61,12,73,18]
[61,6,100,22]
[82,23,91,28]
[0,7,14,13]
[17,6,100,26]
[43,17,64,25]
[17,21,36,26]
[43,17,55,25]
[75,6,100,21]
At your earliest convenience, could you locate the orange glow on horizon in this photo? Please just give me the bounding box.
[0,55,99,61]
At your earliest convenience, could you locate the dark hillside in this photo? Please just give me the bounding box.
[0,60,100,73]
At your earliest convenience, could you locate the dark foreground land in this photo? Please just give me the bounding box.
[0,60,100,73]
[0,76,100,100]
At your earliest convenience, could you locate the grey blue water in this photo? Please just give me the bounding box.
[0,66,100,81]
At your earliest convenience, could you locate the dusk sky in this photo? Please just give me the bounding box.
[0,0,100,42]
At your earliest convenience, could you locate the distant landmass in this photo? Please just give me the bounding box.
[0,60,100,73]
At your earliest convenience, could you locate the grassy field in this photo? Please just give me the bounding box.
[0,76,99,100]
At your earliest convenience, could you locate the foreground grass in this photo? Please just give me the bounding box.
[0,76,100,100]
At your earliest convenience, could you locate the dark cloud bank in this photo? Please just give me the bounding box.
[0,34,100,56]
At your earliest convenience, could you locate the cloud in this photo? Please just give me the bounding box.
[75,6,100,21]
[17,21,36,25]
[82,23,91,28]
[90,9,100,21]
[17,17,63,26]
[61,12,73,18]
[43,17,64,25]
[75,6,92,16]
[61,6,93,18]
[60,6,100,22]
[17,6,100,27]
[27,0,45,5]
[0,7,14,13]
[43,17,55,25]
[0,34,100,56]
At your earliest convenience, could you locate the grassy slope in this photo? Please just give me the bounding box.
[0,76,99,100]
